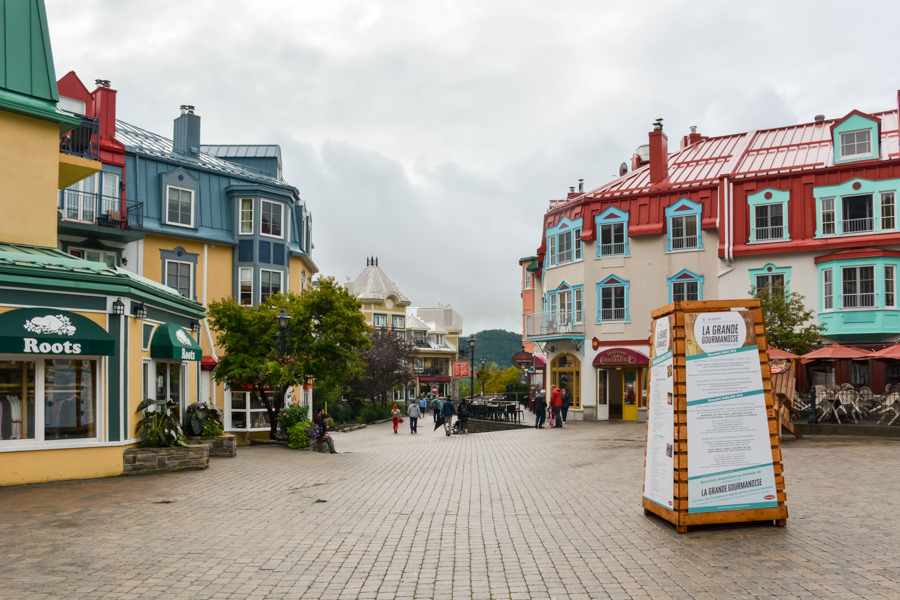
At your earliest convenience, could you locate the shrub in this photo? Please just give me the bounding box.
[277,403,309,434]
[136,397,186,448]
[183,401,224,436]
[287,422,312,449]
[358,404,392,424]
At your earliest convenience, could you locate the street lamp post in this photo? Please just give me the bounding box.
[468,335,476,399]
[480,357,486,395]
[275,307,292,417]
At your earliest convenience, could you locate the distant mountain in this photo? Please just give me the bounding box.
[463,329,525,370]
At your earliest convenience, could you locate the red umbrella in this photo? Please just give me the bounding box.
[869,344,900,360]
[800,343,870,362]
[767,347,799,360]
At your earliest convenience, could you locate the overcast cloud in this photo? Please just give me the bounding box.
[45,0,900,334]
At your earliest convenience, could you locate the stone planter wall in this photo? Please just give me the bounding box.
[185,434,237,457]
[123,444,209,476]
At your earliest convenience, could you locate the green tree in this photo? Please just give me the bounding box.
[348,327,416,407]
[753,284,825,356]
[208,279,370,439]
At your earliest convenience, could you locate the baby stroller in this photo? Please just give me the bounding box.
[451,419,462,435]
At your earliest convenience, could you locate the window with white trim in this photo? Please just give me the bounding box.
[260,269,282,302]
[886,265,896,308]
[842,266,875,308]
[596,275,629,322]
[882,192,896,230]
[240,198,253,234]
[755,204,784,241]
[840,130,872,158]
[823,268,833,310]
[665,199,702,252]
[229,391,270,430]
[842,194,874,234]
[392,315,405,329]
[821,197,835,235]
[668,269,704,302]
[166,186,194,227]
[165,260,193,298]
[69,247,117,268]
[261,200,283,238]
[239,267,253,306]
[595,207,629,258]
[546,220,583,267]
[373,314,387,328]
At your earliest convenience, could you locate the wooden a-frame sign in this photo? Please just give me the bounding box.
[642,299,788,533]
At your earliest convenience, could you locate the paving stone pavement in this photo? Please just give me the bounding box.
[1,418,899,600]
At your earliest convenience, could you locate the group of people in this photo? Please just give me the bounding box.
[532,385,570,429]
[391,395,470,436]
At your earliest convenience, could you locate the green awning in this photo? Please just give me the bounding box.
[150,323,202,361]
[0,308,115,355]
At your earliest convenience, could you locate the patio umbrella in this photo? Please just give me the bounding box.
[800,343,870,362]
[767,347,799,360]
[868,344,900,360]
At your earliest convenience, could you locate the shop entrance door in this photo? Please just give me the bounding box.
[608,368,623,419]
[622,369,639,421]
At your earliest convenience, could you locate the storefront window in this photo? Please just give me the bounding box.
[155,362,184,418]
[44,359,95,440]
[0,360,36,441]
[229,391,270,430]
[1,358,98,443]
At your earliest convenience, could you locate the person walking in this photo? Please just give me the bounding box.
[419,395,428,420]
[407,400,420,434]
[457,398,470,435]
[391,403,401,434]
[441,396,455,436]
[550,386,563,429]
[561,386,571,423]
[431,396,442,421]
[313,410,337,453]
[534,390,547,429]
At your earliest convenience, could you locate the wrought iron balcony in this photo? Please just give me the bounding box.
[58,189,144,232]
[59,113,99,161]
[524,312,585,339]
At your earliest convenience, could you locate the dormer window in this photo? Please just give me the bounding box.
[840,130,871,158]
[832,111,880,164]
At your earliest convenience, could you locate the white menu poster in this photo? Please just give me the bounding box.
[643,315,675,510]
[684,311,778,513]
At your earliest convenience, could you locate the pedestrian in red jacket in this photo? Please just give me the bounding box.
[549,387,564,429]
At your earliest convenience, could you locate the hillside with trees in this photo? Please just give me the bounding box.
[465,329,525,369]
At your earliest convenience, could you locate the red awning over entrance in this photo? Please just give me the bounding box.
[419,376,451,383]
[592,348,650,367]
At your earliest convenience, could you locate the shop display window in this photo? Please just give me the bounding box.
[0,361,36,441]
[229,392,270,430]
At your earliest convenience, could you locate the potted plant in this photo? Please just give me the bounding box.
[183,401,236,457]
[122,398,209,475]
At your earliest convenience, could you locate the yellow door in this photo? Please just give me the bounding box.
[622,369,639,421]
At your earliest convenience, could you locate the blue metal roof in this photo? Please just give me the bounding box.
[116,120,290,186]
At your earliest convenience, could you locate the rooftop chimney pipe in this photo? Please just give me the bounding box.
[648,119,669,184]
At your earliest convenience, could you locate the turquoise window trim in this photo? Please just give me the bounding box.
[664,198,703,252]
[817,256,900,312]
[749,264,792,294]
[546,281,584,324]
[667,269,704,303]
[833,114,879,164]
[545,216,584,267]
[747,189,790,243]
[595,274,630,323]
[594,206,630,258]
[813,177,900,238]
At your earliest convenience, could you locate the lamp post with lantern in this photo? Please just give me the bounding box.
[480,357,486,395]
[467,335,476,399]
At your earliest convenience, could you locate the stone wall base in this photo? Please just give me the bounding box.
[185,434,237,457]
[123,444,209,475]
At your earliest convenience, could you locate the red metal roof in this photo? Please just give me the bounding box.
[581,108,900,200]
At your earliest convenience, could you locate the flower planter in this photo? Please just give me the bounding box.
[185,434,237,458]
[123,444,209,476]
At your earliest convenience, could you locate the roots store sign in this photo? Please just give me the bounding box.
[0,309,115,356]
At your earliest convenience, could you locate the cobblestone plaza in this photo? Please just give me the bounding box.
[0,420,898,599]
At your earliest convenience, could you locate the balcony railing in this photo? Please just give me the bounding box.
[59,113,99,161]
[599,242,626,256]
[842,217,874,234]
[524,312,585,338]
[58,190,143,232]
[756,225,784,240]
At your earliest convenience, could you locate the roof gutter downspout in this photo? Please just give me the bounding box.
[717,176,735,278]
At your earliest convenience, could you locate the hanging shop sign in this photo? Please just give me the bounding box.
[0,308,115,355]
[592,348,650,367]
[150,323,202,361]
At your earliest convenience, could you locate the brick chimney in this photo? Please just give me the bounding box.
[92,79,117,140]
[649,118,669,184]
[680,125,705,149]
[173,105,201,155]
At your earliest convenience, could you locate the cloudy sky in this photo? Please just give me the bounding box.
[45,0,900,334]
